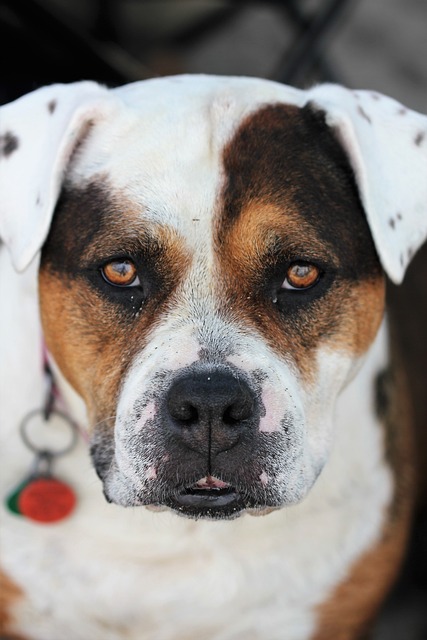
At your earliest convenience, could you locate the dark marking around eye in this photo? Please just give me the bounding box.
[0,131,19,158]
[389,218,396,230]
[357,105,372,124]
[398,107,407,116]
[415,132,425,147]
[48,100,57,114]
[396,213,402,221]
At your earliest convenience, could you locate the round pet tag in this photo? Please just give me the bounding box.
[18,477,76,523]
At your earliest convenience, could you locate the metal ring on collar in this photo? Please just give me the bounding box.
[19,408,79,457]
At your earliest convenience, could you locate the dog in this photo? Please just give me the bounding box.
[1,75,427,640]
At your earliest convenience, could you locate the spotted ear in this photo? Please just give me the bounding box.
[307,84,427,284]
[0,81,117,272]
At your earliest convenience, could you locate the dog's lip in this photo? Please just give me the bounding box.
[143,477,277,519]
[140,476,276,518]
[179,475,237,504]
[169,475,243,514]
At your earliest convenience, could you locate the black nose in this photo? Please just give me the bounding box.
[165,370,256,456]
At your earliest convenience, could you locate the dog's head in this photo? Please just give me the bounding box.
[1,76,426,519]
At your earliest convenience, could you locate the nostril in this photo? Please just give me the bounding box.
[223,397,254,424]
[167,399,199,425]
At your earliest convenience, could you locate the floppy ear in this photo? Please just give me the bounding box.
[0,81,118,272]
[307,84,427,284]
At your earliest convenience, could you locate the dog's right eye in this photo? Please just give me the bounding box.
[101,259,140,287]
[281,262,321,291]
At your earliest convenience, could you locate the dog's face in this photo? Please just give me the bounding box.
[3,76,425,519]
[38,96,384,519]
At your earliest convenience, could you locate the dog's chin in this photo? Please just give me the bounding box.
[144,491,278,521]
[161,491,244,520]
[145,503,278,518]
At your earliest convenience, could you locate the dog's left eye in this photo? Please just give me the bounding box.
[281,262,321,290]
[101,259,140,287]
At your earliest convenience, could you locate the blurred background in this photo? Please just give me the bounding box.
[1,1,426,637]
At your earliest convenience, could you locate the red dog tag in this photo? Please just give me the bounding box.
[18,477,76,523]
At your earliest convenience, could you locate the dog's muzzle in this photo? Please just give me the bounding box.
[93,363,300,520]
[161,370,258,518]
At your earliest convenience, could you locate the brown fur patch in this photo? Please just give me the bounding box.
[217,104,385,382]
[39,179,190,426]
[313,345,415,640]
[0,569,25,638]
[312,518,411,640]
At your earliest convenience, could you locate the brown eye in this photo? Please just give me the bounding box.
[282,263,320,290]
[101,259,139,287]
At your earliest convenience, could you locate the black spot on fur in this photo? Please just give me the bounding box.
[389,213,403,229]
[415,131,425,147]
[48,100,57,114]
[357,105,372,124]
[0,131,19,158]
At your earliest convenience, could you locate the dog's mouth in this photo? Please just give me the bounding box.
[167,475,245,519]
[179,476,238,504]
